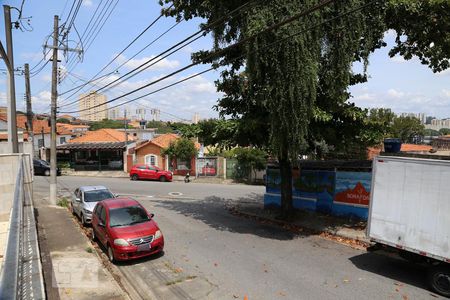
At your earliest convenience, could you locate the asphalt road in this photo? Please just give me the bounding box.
[34,175,441,300]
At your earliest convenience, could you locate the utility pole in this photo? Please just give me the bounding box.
[124,109,128,145]
[49,15,59,205]
[3,5,18,153]
[24,63,35,157]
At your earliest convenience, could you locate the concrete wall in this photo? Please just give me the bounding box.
[0,142,33,156]
[0,154,32,215]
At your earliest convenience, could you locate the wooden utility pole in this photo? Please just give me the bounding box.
[24,63,35,157]
[3,5,18,153]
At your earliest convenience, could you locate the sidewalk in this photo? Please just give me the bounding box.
[228,199,370,249]
[34,194,127,300]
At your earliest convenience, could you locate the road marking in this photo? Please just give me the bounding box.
[168,192,183,196]
[147,195,154,198]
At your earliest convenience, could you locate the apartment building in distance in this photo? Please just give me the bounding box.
[79,91,108,122]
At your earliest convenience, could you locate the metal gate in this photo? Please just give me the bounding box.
[196,157,217,176]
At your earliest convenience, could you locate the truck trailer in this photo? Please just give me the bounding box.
[367,156,450,297]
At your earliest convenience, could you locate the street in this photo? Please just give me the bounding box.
[34,176,440,300]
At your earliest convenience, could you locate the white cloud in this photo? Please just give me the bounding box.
[115,54,180,72]
[387,88,405,98]
[82,0,93,7]
[40,75,52,82]
[389,55,407,64]
[436,68,450,77]
[353,93,376,102]
[442,89,450,98]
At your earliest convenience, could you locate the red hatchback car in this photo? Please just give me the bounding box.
[91,198,164,263]
[130,164,173,182]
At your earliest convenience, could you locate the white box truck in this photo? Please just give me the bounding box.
[367,156,450,297]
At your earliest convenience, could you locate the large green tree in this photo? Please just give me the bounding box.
[160,0,450,218]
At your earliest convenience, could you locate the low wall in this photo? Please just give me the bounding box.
[264,164,372,220]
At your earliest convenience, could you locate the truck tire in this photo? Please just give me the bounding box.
[428,265,450,297]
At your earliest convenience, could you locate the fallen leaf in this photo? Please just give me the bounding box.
[402,295,408,300]
[264,269,268,273]
[429,293,438,298]
[232,295,239,299]
[394,282,404,287]
[343,279,350,283]
[279,291,286,296]
[214,263,218,267]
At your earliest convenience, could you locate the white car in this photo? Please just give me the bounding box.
[71,186,116,225]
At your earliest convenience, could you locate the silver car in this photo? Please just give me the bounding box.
[71,186,115,225]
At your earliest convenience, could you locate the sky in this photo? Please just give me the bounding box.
[0,0,449,122]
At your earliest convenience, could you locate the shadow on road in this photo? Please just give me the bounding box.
[349,252,429,292]
[153,196,311,241]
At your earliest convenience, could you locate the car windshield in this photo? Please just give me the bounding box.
[83,189,114,202]
[39,160,49,166]
[109,206,150,228]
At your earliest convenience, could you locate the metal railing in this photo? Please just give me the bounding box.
[0,157,24,299]
[0,155,45,300]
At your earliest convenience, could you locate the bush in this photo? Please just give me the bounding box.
[57,197,69,208]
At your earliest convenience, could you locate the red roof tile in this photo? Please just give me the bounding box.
[69,129,135,143]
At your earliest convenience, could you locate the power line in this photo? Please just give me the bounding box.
[58,6,172,102]
[66,71,190,122]
[64,0,118,73]
[58,1,256,110]
[61,0,377,117]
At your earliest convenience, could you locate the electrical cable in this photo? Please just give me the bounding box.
[62,0,377,117]
[58,1,256,110]
[59,4,173,101]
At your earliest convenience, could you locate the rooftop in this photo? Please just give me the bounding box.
[68,128,135,143]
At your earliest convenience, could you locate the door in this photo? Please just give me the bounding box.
[147,166,158,180]
[73,189,82,216]
[95,205,108,246]
[136,165,148,179]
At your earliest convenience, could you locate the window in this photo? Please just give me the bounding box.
[60,137,66,144]
[38,139,44,148]
[109,206,150,227]
[100,207,106,224]
[83,189,114,202]
[137,165,147,170]
[145,154,158,166]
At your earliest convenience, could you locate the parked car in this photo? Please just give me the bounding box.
[71,186,116,225]
[129,164,173,182]
[33,159,61,176]
[91,198,164,263]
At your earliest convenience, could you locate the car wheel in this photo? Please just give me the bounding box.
[131,174,139,181]
[107,245,116,263]
[428,265,450,297]
[159,176,167,182]
[81,214,87,226]
[44,169,50,176]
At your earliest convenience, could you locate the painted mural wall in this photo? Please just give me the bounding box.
[264,167,372,219]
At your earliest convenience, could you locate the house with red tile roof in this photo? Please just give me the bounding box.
[57,129,136,171]
[0,114,73,155]
[134,133,199,175]
[367,143,434,160]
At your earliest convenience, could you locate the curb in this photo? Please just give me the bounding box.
[227,206,371,250]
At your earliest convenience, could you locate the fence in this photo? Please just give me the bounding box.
[264,160,372,219]
[0,154,45,299]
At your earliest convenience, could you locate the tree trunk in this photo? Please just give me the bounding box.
[278,154,293,220]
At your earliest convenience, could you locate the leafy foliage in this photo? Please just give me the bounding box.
[146,120,174,134]
[439,128,450,135]
[159,0,450,216]
[424,129,441,137]
[390,116,425,143]
[90,119,130,130]
[56,118,70,124]
[231,147,268,182]
[162,138,197,161]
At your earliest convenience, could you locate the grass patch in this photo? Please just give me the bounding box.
[165,276,197,286]
[57,197,69,208]
[85,247,93,253]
